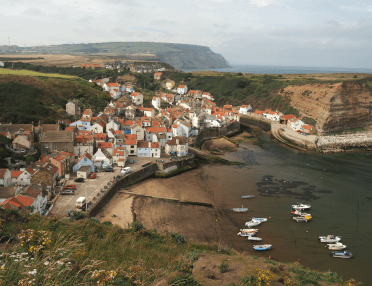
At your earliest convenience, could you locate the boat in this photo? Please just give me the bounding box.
[253,244,272,251]
[240,229,258,233]
[232,205,248,212]
[237,231,256,237]
[291,203,311,210]
[319,235,342,243]
[245,220,261,227]
[331,250,353,259]
[290,209,311,217]
[240,195,254,199]
[248,236,262,241]
[251,217,268,222]
[326,242,347,250]
[293,215,312,222]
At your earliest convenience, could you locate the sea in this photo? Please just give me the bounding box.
[206,131,372,283]
[182,65,372,74]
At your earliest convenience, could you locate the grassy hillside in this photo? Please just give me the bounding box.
[0,68,77,79]
[0,74,110,124]
[168,72,372,116]
[0,209,353,285]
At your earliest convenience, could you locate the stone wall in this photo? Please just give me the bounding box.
[156,157,195,172]
[88,164,157,218]
[317,132,372,152]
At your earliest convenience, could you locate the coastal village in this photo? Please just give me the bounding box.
[0,69,322,216]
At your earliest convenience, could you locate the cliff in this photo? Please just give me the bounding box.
[0,42,230,70]
[279,80,372,134]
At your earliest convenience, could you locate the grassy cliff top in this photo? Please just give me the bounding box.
[0,209,352,285]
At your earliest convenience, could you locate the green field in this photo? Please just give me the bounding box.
[0,68,77,79]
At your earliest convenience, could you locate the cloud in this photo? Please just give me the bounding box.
[150,19,177,26]
[249,0,275,7]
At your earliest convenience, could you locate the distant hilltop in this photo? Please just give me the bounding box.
[0,42,230,70]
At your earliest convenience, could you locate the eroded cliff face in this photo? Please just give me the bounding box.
[279,81,372,134]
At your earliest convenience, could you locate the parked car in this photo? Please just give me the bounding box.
[129,159,134,164]
[74,178,84,182]
[121,167,131,175]
[102,166,113,172]
[64,185,76,190]
[90,173,97,179]
[61,190,74,195]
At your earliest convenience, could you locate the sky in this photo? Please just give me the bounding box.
[1,0,372,68]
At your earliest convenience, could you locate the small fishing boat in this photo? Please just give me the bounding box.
[253,244,272,251]
[293,215,312,222]
[251,217,268,222]
[291,203,311,210]
[245,220,261,227]
[232,205,248,212]
[241,195,254,199]
[290,209,311,217]
[331,250,353,259]
[326,242,347,250]
[248,236,262,241]
[237,231,256,237]
[319,235,342,243]
[240,229,258,233]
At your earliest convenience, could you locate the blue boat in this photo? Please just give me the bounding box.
[241,195,254,199]
[253,244,272,251]
[331,250,353,259]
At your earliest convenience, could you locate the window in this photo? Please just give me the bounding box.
[65,143,68,148]
[131,145,134,148]
[54,145,57,151]
[130,150,134,154]
[45,143,49,148]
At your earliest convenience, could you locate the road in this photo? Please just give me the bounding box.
[52,156,168,218]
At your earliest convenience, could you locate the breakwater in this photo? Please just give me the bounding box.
[316,132,372,152]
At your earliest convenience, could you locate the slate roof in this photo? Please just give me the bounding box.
[40,131,74,143]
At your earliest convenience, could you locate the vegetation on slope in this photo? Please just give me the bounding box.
[0,75,110,124]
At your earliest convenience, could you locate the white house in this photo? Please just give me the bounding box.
[126,86,135,93]
[204,115,223,127]
[131,124,145,141]
[150,142,161,158]
[177,85,188,94]
[131,92,143,105]
[17,169,32,186]
[239,105,252,115]
[289,119,305,131]
[107,119,121,132]
[110,89,122,100]
[91,122,105,134]
[152,97,161,109]
[144,108,155,118]
[93,148,113,168]
[176,121,192,137]
[0,169,12,187]
[202,92,213,101]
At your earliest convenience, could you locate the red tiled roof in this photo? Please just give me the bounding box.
[154,72,162,76]
[131,92,140,97]
[178,85,185,88]
[302,124,313,130]
[151,142,159,148]
[166,94,173,98]
[125,134,137,145]
[98,142,113,149]
[16,195,34,207]
[255,110,265,114]
[0,197,24,210]
[107,83,119,87]
[10,171,23,178]
[281,114,295,120]
[146,127,166,134]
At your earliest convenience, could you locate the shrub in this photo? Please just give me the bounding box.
[170,274,199,286]
[89,217,100,224]
[102,221,113,226]
[218,260,229,273]
[130,221,144,232]
[69,211,86,221]
[170,233,185,244]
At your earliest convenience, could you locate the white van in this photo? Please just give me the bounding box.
[121,167,131,175]
[75,197,86,209]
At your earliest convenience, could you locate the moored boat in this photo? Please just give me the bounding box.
[240,229,258,233]
[331,250,353,258]
[290,209,311,217]
[248,236,262,241]
[319,235,342,243]
[232,205,248,212]
[237,231,257,237]
[245,220,261,227]
[241,195,254,199]
[253,244,272,251]
[326,242,347,250]
[292,203,311,210]
[293,215,312,222]
[252,217,268,222]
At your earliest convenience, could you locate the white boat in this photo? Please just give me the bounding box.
[292,203,311,210]
[232,205,248,212]
[237,231,256,237]
[245,220,261,227]
[240,229,258,233]
[248,236,262,241]
[251,217,268,222]
[290,209,311,217]
[331,250,353,258]
[253,244,272,251]
[293,214,312,222]
[319,235,342,243]
[241,195,254,199]
[326,242,347,250]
